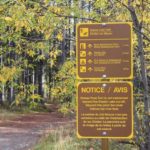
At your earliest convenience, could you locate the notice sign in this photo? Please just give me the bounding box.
[76,23,133,79]
[77,82,133,138]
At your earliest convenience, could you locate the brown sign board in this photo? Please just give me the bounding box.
[77,82,133,138]
[76,23,133,79]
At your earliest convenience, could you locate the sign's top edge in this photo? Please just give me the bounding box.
[76,22,133,27]
[76,22,133,25]
[77,82,133,86]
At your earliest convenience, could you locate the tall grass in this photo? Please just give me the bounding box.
[34,124,138,150]
[34,124,100,150]
[0,109,18,120]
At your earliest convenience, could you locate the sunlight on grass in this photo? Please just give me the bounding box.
[34,124,101,150]
[0,109,18,121]
[34,124,138,150]
[0,107,45,121]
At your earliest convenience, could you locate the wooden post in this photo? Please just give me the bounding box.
[101,18,109,150]
[102,139,109,150]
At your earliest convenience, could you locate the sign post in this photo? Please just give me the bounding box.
[77,82,133,138]
[76,23,133,149]
[77,23,132,79]
[102,139,109,150]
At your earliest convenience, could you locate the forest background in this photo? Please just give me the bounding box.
[0,0,150,150]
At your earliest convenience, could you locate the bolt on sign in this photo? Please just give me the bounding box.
[76,23,133,79]
[77,82,133,138]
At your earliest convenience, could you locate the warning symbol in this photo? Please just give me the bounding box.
[80,66,86,73]
[80,51,86,57]
[80,28,89,37]
[80,43,86,49]
[80,59,86,65]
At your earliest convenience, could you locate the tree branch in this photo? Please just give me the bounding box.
[115,0,132,11]
[49,10,98,22]
[21,36,75,42]
[133,27,150,42]
[118,140,139,147]
[115,0,150,42]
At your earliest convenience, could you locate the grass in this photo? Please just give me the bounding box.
[0,107,42,121]
[0,108,20,120]
[34,124,139,150]
[34,124,101,150]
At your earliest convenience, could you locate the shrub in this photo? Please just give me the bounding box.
[51,59,76,114]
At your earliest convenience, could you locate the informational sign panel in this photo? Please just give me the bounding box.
[76,23,133,79]
[77,82,133,138]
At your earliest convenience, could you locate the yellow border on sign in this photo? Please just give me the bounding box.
[76,81,134,139]
[76,22,133,80]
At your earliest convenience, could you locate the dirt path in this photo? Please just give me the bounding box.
[0,112,74,150]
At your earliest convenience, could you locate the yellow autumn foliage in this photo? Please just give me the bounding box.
[29,94,42,101]
[0,67,20,84]
[56,33,63,41]
[27,50,36,57]
[4,17,13,22]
